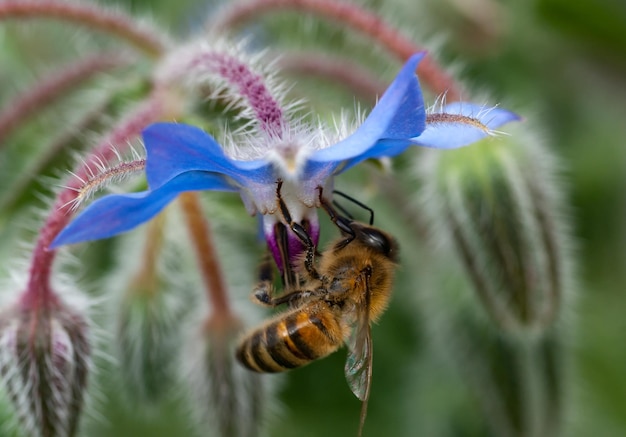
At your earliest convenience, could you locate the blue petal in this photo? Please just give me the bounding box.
[143,123,275,190]
[50,171,236,247]
[307,52,427,174]
[409,103,521,149]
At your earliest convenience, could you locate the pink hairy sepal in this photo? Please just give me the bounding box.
[0,292,90,437]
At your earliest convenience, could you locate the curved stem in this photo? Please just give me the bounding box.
[0,0,167,57]
[0,53,130,146]
[129,214,166,296]
[211,0,463,100]
[276,51,387,103]
[0,94,111,212]
[179,193,233,320]
[24,91,164,306]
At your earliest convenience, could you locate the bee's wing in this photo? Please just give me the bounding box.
[344,315,372,401]
[344,269,373,402]
[344,271,374,437]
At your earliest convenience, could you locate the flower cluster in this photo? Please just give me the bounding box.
[0,1,576,437]
[51,52,519,271]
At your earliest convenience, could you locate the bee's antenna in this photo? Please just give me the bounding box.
[331,199,354,221]
[317,188,355,238]
[333,190,374,225]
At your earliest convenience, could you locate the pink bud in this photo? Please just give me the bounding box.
[0,293,90,437]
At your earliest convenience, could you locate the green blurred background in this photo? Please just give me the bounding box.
[1,0,625,436]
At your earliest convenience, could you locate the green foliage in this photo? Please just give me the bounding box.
[1,0,624,436]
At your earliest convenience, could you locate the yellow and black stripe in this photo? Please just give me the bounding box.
[236,306,342,373]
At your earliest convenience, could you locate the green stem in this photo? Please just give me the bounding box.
[518,339,545,437]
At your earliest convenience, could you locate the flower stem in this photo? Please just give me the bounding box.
[179,193,232,320]
[0,94,112,212]
[517,339,547,437]
[0,53,130,147]
[211,0,463,100]
[129,214,166,295]
[276,51,387,103]
[25,92,164,306]
[0,0,167,57]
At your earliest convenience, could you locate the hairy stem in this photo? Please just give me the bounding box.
[0,53,130,146]
[25,92,164,306]
[179,193,233,320]
[518,340,544,437]
[0,93,111,212]
[129,214,166,295]
[0,0,167,57]
[276,51,387,103]
[211,0,462,100]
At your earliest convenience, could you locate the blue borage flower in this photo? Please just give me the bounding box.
[51,53,520,270]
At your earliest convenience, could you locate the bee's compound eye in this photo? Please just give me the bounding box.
[361,228,394,257]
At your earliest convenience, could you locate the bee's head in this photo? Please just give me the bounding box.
[351,223,399,262]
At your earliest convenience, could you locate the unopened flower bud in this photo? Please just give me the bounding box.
[412,123,572,437]
[115,283,187,405]
[184,316,267,437]
[112,215,196,406]
[417,124,572,335]
[0,293,90,437]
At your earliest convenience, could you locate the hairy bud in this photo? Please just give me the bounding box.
[184,317,267,437]
[413,124,573,437]
[0,294,90,437]
[417,124,572,335]
[112,215,197,406]
[115,284,188,405]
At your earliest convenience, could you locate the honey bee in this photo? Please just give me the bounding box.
[236,182,399,436]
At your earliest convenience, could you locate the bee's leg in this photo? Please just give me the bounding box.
[255,287,319,308]
[275,222,297,288]
[252,251,315,308]
[276,180,320,281]
[317,187,355,241]
[252,251,277,307]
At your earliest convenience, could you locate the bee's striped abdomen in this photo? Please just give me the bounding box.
[236,304,342,373]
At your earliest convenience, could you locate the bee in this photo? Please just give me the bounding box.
[236,182,399,436]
